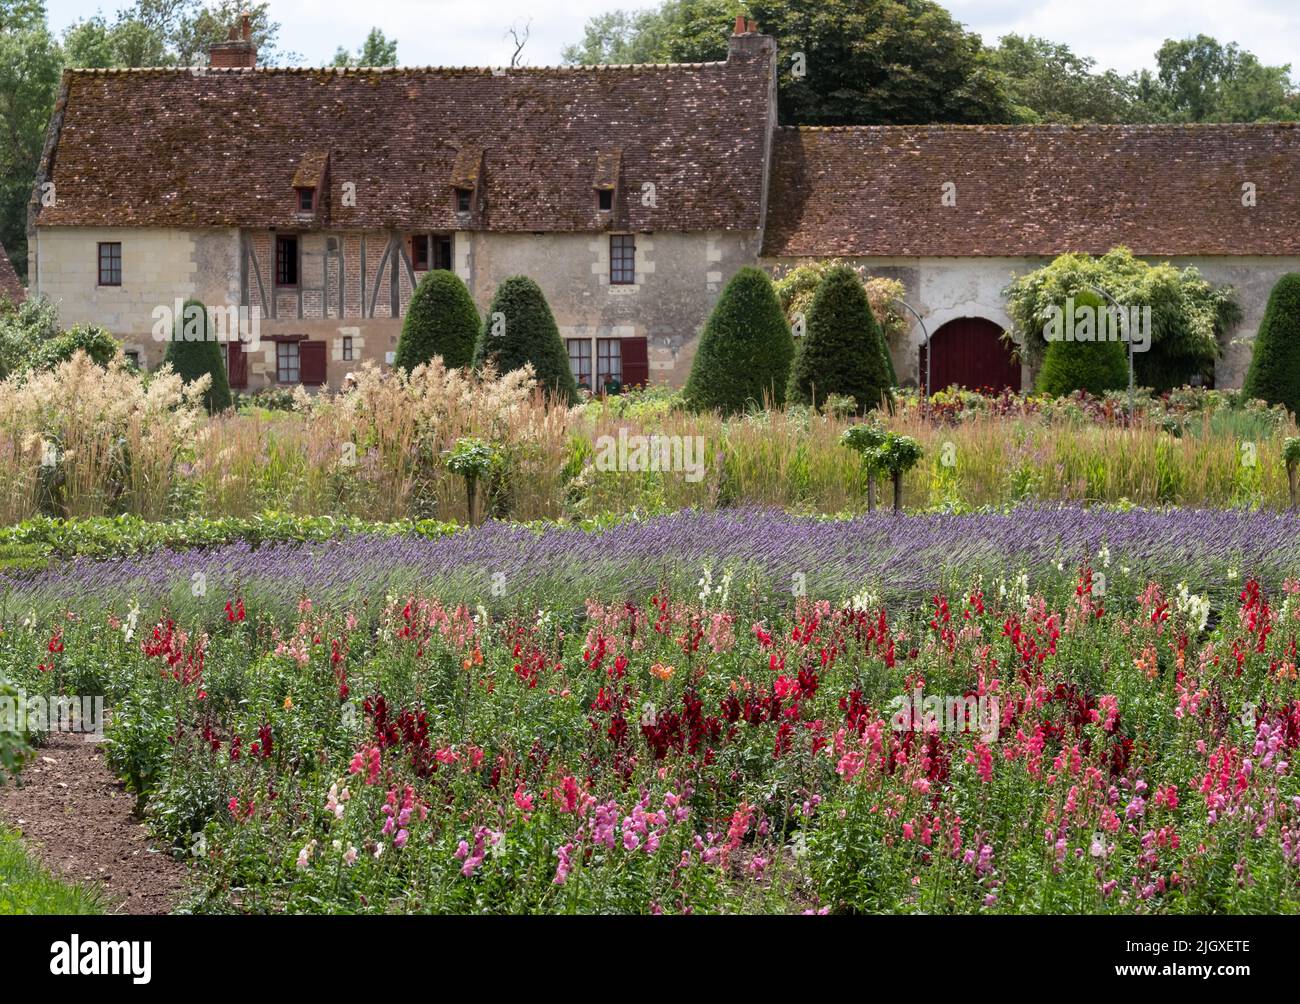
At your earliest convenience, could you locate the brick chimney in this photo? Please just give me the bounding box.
[209,12,257,68]
[727,16,773,60]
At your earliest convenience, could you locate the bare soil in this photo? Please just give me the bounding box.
[0,732,190,915]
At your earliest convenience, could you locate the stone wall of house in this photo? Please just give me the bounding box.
[32,226,241,368]
[33,224,759,390]
[762,254,1300,391]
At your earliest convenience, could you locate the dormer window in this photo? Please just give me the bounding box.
[298,188,315,212]
[455,187,472,214]
[597,189,613,212]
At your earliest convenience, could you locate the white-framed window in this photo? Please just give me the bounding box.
[597,338,622,386]
[276,340,300,383]
[566,338,592,389]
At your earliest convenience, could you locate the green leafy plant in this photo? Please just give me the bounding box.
[1004,248,1240,391]
[840,421,888,511]
[872,433,924,512]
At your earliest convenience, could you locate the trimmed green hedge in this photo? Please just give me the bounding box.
[163,300,232,413]
[395,270,479,372]
[1242,273,1300,418]
[473,276,577,404]
[684,266,794,414]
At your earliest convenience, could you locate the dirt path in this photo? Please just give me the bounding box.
[0,732,190,914]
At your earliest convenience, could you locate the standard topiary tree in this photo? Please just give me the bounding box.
[395,270,479,372]
[787,265,894,414]
[473,276,577,404]
[164,299,232,414]
[684,266,794,414]
[1242,273,1300,418]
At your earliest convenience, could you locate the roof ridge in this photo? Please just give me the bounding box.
[783,122,1300,132]
[63,61,731,76]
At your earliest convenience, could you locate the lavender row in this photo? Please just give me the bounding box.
[3,506,1299,618]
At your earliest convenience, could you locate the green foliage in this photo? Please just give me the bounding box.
[839,422,887,465]
[684,266,794,413]
[873,432,923,475]
[163,300,232,414]
[1284,437,1300,467]
[0,512,462,560]
[474,276,577,405]
[0,294,59,378]
[0,827,103,914]
[444,437,500,480]
[25,324,119,372]
[990,34,1135,123]
[1004,248,1240,392]
[567,0,1015,126]
[395,270,479,372]
[787,265,894,413]
[331,26,398,67]
[1242,273,1300,418]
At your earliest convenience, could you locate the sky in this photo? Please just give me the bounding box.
[42,0,1300,75]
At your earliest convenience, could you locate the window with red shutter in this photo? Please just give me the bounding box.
[299,340,327,386]
[620,337,649,387]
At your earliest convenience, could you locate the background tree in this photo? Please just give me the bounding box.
[1242,273,1300,419]
[0,0,62,282]
[164,299,232,413]
[395,270,479,372]
[473,277,577,405]
[565,0,1015,125]
[787,264,894,413]
[684,265,793,413]
[330,27,397,68]
[989,34,1135,123]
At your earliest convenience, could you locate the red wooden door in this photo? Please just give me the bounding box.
[918,318,1020,394]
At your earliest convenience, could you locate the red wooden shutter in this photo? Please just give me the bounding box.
[299,340,327,386]
[621,337,649,387]
[227,340,248,389]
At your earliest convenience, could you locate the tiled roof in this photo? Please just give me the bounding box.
[0,241,24,305]
[36,52,774,233]
[762,124,1300,257]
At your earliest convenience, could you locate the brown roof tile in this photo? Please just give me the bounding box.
[763,124,1300,257]
[37,54,774,233]
[0,241,24,305]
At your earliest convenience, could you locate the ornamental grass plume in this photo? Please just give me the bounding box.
[0,351,205,522]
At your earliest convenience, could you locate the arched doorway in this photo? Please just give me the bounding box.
[918,317,1020,393]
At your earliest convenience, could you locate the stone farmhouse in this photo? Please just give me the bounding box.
[25,17,1300,392]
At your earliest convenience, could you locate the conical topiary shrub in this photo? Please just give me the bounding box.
[473,276,577,404]
[684,266,794,414]
[395,269,479,372]
[1242,273,1300,418]
[1035,292,1129,397]
[787,264,893,413]
[164,299,232,413]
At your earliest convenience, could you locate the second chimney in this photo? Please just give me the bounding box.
[209,13,257,68]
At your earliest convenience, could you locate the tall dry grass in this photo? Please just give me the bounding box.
[0,353,1294,524]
